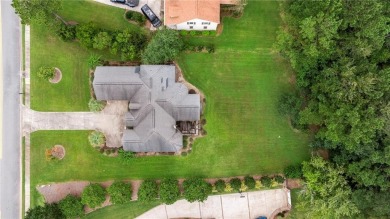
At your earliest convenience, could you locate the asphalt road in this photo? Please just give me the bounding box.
[0,0,21,218]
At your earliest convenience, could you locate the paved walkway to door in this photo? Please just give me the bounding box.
[137,189,291,219]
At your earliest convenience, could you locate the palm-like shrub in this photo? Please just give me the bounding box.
[88,131,105,147]
[87,54,102,69]
[37,67,55,80]
[88,98,106,112]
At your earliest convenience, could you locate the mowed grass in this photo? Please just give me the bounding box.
[30,0,310,205]
[30,1,140,111]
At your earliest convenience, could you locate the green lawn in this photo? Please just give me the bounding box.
[84,201,160,219]
[30,0,310,207]
[30,1,141,111]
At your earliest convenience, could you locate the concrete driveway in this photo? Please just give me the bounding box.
[137,189,291,219]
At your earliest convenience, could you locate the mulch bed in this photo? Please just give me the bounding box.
[51,145,65,160]
[49,68,62,84]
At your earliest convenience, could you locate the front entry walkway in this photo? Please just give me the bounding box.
[137,189,291,219]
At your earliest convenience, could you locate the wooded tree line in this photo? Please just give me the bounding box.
[277,0,390,217]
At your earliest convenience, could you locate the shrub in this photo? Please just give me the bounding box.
[240,181,248,192]
[206,44,215,53]
[88,131,105,147]
[284,164,303,178]
[87,53,102,69]
[88,98,106,112]
[183,177,212,202]
[59,195,84,218]
[209,31,217,36]
[25,203,64,219]
[81,184,106,208]
[107,181,132,204]
[76,22,98,48]
[180,30,188,36]
[196,45,204,52]
[45,148,53,160]
[214,179,226,193]
[189,30,196,36]
[56,23,76,41]
[37,67,55,80]
[112,28,146,61]
[244,176,256,189]
[160,178,180,204]
[260,176,272,188]
[255,180,262,189]
[118,148,136,163]
[93,31,112,50]
[142,29,184,64]
[202,31,210,36]
[125,11,145,25]
[224,183,233,192]
[229,178,241,191]
[138,179,158,202]
[274,175,285,184]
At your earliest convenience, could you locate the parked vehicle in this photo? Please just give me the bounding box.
[141,4,162,28]
[110,0,126,3]
[125,0,139,7]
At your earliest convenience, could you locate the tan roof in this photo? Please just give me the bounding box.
[164,0,220,25]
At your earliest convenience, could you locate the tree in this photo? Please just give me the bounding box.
[37,67,55,80]
[25,203,64,219]
[111,29,146,61]
[93,32,112,50]
[299,157,360,218]
[244,176,255,189]
[214,179,226,193]
[159,178,180,205]
[12,0,62,25]
[88,131,105,148]
[182,178,212,202]
[138,179,158,202]
[58,195,84,218]
[55,23,76,42]
[107,181,132,204]
[76,22,98,48]
[142,29,184,64]
[229,178,241,191]
[81,183,106,208]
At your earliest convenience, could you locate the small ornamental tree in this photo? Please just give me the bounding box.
[274,175,285,184]
[107,181,132,204]
[81,183,106,208]
[142,29,184,64]
[159,178,180,204]
[25,203,65,219]
[37,67,55,80]
[244,176,256,189]
[229,178,241,191]
[88,131,105,148]
[182,177,212,202]
[138,180,158,202]
[214,179,226,193]
[58,195,84,218]
[260,176,272,188]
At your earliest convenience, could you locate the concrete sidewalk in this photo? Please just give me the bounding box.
[137,189,291,219]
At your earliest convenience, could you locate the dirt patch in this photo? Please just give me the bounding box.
[316,148,329,160]
[286,178,302,189]
[51,145,65,160]
[49,68,62,84]
[66,21,78,25]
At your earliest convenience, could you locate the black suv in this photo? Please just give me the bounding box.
[141,4,162,28]
[110,0,139,7]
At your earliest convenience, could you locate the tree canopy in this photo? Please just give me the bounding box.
[12,0,62,25]
[58,195,84,218]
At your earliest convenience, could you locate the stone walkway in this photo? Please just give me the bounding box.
[137,189,291,219]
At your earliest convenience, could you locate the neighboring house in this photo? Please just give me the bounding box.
[93,65,201,153]
[164,0,221,30]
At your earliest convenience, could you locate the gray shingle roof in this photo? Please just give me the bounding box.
[93,65,201,152]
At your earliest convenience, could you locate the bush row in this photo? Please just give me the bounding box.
[213,175,285,193]
[184,44,215,53]
[180,30,217,37]
[55,22,147,61]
